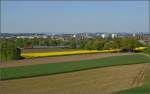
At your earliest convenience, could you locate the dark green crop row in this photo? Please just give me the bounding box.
[1,54,149,80]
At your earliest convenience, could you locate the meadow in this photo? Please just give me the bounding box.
[1,54,148,80]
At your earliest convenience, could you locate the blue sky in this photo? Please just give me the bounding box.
[1,1,149,34]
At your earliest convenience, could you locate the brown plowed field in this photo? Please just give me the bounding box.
[0,53,131,68]
[0,63,148,94]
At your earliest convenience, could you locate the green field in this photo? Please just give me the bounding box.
[114,85,149,94]
[1,54,149,80]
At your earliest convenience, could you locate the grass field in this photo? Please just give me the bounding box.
[114,85,149,94]
[1,54,148,80]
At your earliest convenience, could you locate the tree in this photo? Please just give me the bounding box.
[113,38,122,48]
[103,41,113,49]
[92,39,105,50]
[69,39,77,49]
[0,39,21,62]
[84,40,93,50]
[121,38,139,52]
[78,39,87,49]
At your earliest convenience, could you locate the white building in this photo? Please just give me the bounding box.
[101,34,109,38]
[72,34,76,38]
[132,33,136,37]
[42,35,48,39]
[111,34,117,38]
[16,36,26,39]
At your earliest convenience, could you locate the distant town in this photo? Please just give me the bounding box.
[0,32,149,40]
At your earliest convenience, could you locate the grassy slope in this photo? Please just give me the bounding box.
[1,54,149,80]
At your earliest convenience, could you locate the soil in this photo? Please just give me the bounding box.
[0,63,148,94]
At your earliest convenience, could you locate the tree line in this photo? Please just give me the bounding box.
[0,37,146,62]
[69,37,144,52]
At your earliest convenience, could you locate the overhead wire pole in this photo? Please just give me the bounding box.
[0,0,1,35]
[148,1,150,94]
[0,0,2,89]
[0,0,2,64]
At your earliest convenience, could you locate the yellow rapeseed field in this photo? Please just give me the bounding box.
[134,47,147,51]
[21,49,120,59]
[21,47,146,59]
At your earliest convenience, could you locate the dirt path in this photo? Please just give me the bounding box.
[131,63,148,87]
[0,63,148,94]
[0,53,131,68]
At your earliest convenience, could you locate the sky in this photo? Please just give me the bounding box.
[1,1,149,34]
